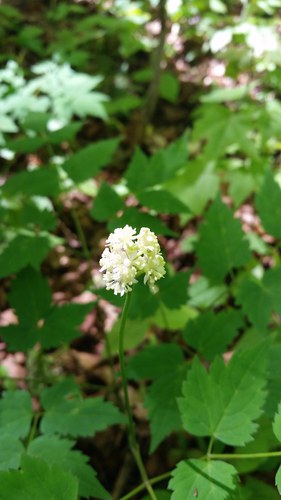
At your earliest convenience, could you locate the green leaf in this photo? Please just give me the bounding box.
[159,73,180,103]
[0,436,24,471]
[9,267,51,327]
[256,171,281,238]
[276,466,281,495]
[0,324,39,352]
[164,159,219,216]
[236,266,281,330]
[182,309,243,360]
[0,232,56,279]
[196,197,251,282]
[0,390,33,439]
[48,122,83,145]
[63,138,119,183]
[193,104,257,159]
[109,207,175,236]
[138,189,189,214]
[188,276,228,309]
[158,272,190,310]
[91,182,124,221]
[28,435,111,499]
[6,136,47,153]
[179,343,268,446]
[0,454,78,500]
[273,401,281,442]
[125,133,188,192]
[141,491,170,500]
[39,303,95,348]
[127,343,185,381]
[265,345,281,418]
[169,459,237,500]
[128,281,159,319]
[40,379,125,437]
[146,365,188,452]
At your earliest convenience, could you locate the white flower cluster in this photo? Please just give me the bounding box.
[99,225,166,296]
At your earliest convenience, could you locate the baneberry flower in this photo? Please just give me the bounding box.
[99,225,165,296]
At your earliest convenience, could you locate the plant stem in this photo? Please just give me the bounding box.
[206,436,214,456]
[209,451,281,460]
[27,412,41,446]
[119,471,171,500]
[118,292,157,500]
[70,207,90,260]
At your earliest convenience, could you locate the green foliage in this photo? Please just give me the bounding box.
[28,436,111,499]
[179,344,268,446]
[169,459,237,500]
[1,267,94,351]
[256,171,281,238]
[40,378,125,437]
[196,197,251,282]
[0,390,33,439]
[0,454,78,500]
[1,1,281,497]
[183,309,243,360]
[236,266,281,331]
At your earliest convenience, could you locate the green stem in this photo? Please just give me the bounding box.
[70,207,90,260]
[206,436,214,456]
[118,292,157,500]
[119,471,171,500]
[209,451,281,460]
[27,412,41,446]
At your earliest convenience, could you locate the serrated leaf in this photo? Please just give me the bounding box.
[183,309,243,360]
[146,365,188,452]
[193,104,257,159]
[125,133,188,192]
[265,345,281,418]
[236,266,281,330]
[39,302,95,348]
[40,379,125,437]
[9,267,51,327]
[0,232,56,279]
[0,454,78,500]
[91,182,124,221]
[0,436,24,471]
[179,344,268,446]
[0,324,39,352]
[138,189,189,214]
[127,343,184,381]
[63,138,119,183]
[196,197,251,282]
[273,402,281,442]
[0,390,33,439]
[276,466,281,495]
[256,171,281,239]
[164,159,219,216]
[28,435,111,499]
[169,459,237,500]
